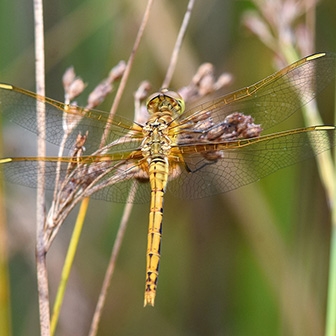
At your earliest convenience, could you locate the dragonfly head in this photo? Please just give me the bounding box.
[146,89,185,117]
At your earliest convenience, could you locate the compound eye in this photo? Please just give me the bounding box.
[146,89,185,116]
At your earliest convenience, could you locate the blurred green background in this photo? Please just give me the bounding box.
[0,0,336,335]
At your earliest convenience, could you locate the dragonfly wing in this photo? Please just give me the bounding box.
[0,84,142,154]
[91,178,151,203]
[178,53,336,131]
[0,155,151,203]
[1,159,66,189]
[168,126,335,199]
[85,160,151,203]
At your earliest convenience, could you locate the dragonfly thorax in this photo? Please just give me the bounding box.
[142,89,183,161]
[141,116,172,160]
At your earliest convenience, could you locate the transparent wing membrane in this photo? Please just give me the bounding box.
[177,53,336,131]
[0,84,143,154]
[169,126,335,198]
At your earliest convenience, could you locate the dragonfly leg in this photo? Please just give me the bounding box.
[184,158,217,174]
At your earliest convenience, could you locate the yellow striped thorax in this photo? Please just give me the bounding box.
[141,90,185,160]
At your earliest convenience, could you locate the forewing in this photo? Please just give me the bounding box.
[0,84,143,154]
[177,53,336,131]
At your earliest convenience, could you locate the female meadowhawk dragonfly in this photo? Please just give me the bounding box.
[0,52,335,306]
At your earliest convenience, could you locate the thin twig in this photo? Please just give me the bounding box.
[100,0,154,147]
[88,182,137,336]
[0,160,11,336]
[33,0,50,334]
[161,0,195,89]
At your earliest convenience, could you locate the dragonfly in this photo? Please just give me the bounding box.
[0,52,335,306]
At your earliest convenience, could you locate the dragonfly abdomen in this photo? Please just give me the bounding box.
[144,156,169,307]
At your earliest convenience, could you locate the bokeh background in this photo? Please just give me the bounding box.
[0,0,336,335]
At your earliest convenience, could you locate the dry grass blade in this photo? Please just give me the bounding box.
[33,0,51,334]
[0,162,11,336]
[161,0,195,88]
[100,0,155,146]
[88,183,137,336]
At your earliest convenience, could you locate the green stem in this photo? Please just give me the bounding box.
[325,72,336,336]
[50,197,90,336]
